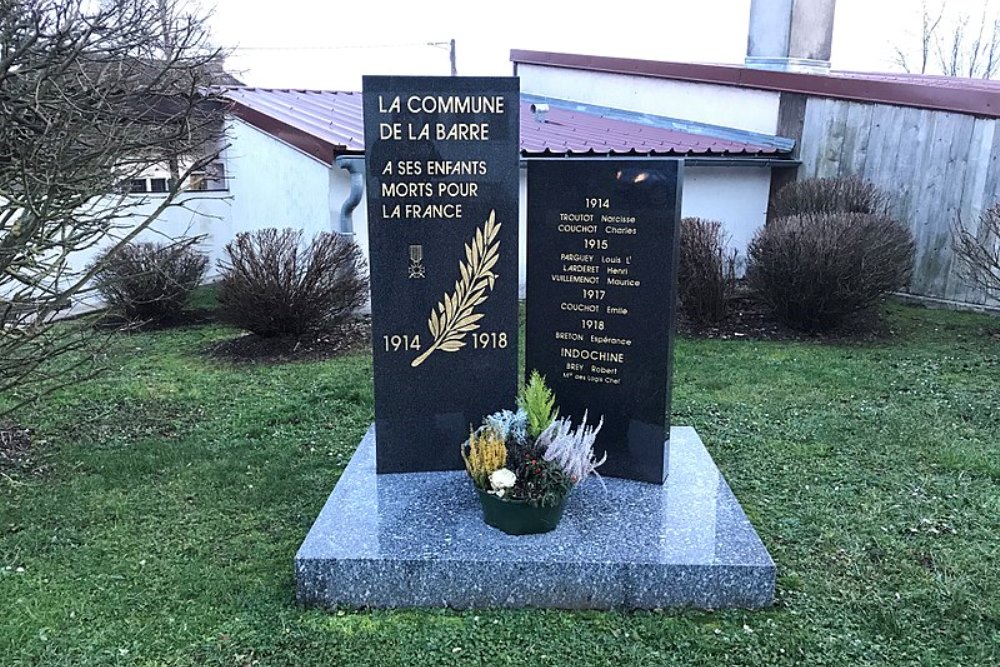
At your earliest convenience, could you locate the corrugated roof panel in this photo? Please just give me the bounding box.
[223,87,790,163]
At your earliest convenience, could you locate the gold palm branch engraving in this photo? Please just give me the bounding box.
[411,210,500,368]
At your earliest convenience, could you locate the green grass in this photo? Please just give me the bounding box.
[1,303,998,666]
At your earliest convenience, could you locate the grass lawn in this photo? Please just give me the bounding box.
[1,304,998,666]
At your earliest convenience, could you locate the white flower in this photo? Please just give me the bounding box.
[489,468,516,491]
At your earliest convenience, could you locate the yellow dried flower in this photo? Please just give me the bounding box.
[462,427,507,489]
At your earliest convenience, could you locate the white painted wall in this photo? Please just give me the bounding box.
[52,119,358,314]
[67,120,342,280]
[517,63,781,135]
[68,193,233,265]
[226,119,336,243]
[681,166,771,261]
[52,192,232,312]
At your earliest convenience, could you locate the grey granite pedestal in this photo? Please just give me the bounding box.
[296,425,775,610]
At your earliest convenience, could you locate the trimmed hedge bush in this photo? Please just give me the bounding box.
[678,217,738,325]
[747,213,914,331]
[92,240,208,323]
[772,176,888,218]
[217,228,368,337]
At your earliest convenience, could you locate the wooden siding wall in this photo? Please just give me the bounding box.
[798,97,1000,307]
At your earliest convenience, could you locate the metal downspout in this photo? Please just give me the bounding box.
[335,155,365,235]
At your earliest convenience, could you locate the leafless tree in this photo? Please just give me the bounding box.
[953,204,1000,301]
[0,0,228,415]
[894,1,1000,79]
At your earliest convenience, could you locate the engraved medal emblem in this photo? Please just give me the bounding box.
[408,244,425,279]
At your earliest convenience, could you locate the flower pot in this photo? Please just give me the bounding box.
[475,488,568,535]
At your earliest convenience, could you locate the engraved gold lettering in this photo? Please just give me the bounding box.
[383,334,422,351]
[382,182,433,198]
[404,203,463,219]
[472,332,509,349]
[405,95,505,114]
[426,160,488,176]
[437,182,478,197]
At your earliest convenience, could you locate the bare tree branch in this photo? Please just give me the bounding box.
[893,0,1000,79]
[1,0,229,416]
[953,205,1000,301]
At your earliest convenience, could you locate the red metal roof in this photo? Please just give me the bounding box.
[511,49,1000,118]
[223,87,786,164]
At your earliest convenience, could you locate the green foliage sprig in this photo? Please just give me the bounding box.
[517,370,558,439]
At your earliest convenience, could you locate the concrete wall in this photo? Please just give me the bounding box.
[516,63,781,135]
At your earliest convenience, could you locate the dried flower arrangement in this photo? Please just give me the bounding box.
[461,371,605,534]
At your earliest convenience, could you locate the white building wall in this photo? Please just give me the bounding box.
[62,195,233,276]
[516,63,782,135]
[226,119,335,243]
[60,119,350,313]
[680,166,771,259]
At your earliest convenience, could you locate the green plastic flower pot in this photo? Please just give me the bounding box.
[475,488,568,535]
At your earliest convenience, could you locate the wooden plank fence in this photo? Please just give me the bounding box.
[798,98,999,308]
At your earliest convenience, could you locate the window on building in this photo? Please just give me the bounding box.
[187,162,227,192]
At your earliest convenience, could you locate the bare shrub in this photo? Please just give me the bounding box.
[217,229,368,337]
[952,203,1000,299]
[92,240,208,323]
[747,213,914,331]
[678,217,738,325]
[772,177,889,218]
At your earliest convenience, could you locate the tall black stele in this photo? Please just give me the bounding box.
[362,76,520,474]
[526,159,682,483]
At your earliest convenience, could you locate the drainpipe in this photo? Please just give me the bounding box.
[334,155,365,235]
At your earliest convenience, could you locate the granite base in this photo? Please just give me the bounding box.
[295,425,775,610]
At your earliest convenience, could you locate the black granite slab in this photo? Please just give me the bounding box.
[362,76,520,473]
[526,159,682,483]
